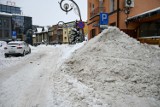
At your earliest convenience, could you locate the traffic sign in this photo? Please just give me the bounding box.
[100,13,108,25]
[12,31,17,39]
[77,21,85,29]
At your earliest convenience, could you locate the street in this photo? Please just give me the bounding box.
[0,44,84,107]
[0,27,160,107]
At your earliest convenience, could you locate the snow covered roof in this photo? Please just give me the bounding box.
[42,27,48,32]
[36,28,43,33]
[0,12,12,16]
[0,12,30,17]
[127,7,160,22]
[32,35,36,37]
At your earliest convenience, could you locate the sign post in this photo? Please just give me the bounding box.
[99,13,108,29]
[12,31,17,39]
[77,21,85,29]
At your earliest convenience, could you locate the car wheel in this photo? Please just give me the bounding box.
[29,48,31,54]
[5,54,9,58]
[22,51,25,56]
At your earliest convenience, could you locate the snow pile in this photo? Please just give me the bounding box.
[0,41,7,47]
[0,41,7,57]
[59,27,160,106]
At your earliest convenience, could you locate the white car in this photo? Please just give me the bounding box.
[4,41,31,57]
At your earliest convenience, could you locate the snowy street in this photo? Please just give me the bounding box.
[0,27,160,107]
[0,44,84,107]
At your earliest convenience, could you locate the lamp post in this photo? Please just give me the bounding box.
[59,0,84,41]
[26,29,33,45]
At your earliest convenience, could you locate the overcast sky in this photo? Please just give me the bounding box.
[1,0,87,26]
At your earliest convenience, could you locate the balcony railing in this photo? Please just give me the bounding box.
[90,7,105,18]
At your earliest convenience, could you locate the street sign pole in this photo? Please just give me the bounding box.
[12,31,17,40]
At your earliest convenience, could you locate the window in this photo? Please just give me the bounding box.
[7,6,11,13]
[91,3,94,11]
[110,0,115,12]
[110,22,116,26]
[4,30,10,38]
[2,5,6,12]
[0,30,2,38]
[0,19,2,28]
[15,7,21,14]
[3,19,9,28]
[0,5,2,12]
[91,29,96,38]
[140,21,160,37]
[11,7,16,14]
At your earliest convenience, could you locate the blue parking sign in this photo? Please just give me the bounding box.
[100,13,108,25]
[12,31,17,39]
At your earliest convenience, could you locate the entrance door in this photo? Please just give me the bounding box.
[91,29,96,38]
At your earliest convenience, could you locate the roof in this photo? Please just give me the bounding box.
[127,7,160,22]
[32,35,36,38]
[0,12,12,16]
[42,27,48,32]
[36,28,43,33]
[0,12,31,17]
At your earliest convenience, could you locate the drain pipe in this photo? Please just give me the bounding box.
[117,0,120,28]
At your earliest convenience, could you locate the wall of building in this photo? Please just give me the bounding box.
[87,0,160,40]
[0,15,12,40]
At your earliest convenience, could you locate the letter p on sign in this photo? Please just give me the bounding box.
[100,13,108,25]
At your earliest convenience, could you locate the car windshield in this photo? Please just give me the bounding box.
[8,43,22,45]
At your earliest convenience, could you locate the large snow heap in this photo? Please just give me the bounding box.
[60,27,160,106]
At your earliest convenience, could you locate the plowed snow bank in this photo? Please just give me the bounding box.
[60,27,160,107]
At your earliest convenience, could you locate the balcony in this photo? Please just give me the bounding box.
[90,7,105,18]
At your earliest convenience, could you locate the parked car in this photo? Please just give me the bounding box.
[4,41,31,57]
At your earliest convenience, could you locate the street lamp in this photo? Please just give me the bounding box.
[58,0,84,41]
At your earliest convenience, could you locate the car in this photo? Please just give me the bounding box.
[4,41,31,57]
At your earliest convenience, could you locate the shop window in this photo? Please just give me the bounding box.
[0,30,2,38]
[140,21,160,37]
[3,19,9,28]
[4,30,10,38]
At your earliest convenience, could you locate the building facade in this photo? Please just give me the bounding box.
[87,0,160,41]
[0,3,32,43]
[0,13,12,41]
[63,21,76,43]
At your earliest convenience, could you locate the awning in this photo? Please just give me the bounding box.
[127,7,160,23]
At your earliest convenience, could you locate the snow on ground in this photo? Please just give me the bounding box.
[0,43,85,107]
[55,27,160,107]
[0,27,160,107]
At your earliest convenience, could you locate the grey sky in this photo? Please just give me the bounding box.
[1,0,87,26]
